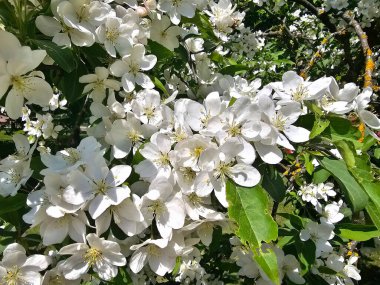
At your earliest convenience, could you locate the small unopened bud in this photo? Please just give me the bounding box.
[144,0,157,10]
[136,6,148,17]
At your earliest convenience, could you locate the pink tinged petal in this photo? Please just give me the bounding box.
[359,110,380,130]
[110,60,128,77]
[5,89,24,119]
[255,142,283,164]
[108,165,132,186]
[228,164,261,187]
[129,249,148,273]
[0,74,11,99]
[24,255,51,271]
[284,125,310,143]
[89,195,113,219]
[135,72,154,89]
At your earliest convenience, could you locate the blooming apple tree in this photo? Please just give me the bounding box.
[0,0,379,284]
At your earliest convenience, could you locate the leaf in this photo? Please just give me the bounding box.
[258,164,286,202]
[182,13,219,42]
[277,213,304,230]
[325,116,362,148]
[152,77,169,96]
[312,167,331,184]
[310,116,330,139]
[366,201,380,230]
[295,238,316,272]
[59,59,87,103]
[253,247,280,285]
[147,39,174,65]
[33,40,77,73]
[219,64,250,76]
[319,157,368,212]
[334,140,356,169]
[226,181,279,285]
[0,194,26,215]
[335,224,380,241]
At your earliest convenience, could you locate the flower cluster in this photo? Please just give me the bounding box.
[0,0,379,284]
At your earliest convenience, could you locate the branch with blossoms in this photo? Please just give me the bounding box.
[0,0,379,285]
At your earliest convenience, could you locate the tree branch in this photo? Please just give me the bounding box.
[341,11,374,88]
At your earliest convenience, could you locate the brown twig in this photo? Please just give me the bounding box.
[300,30,344,79]
[341,11,374,88]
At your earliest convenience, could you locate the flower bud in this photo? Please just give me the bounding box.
[136,6,148,17]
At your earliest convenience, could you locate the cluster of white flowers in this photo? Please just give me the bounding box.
[229,26,265,60]
[296,181,361,283]
[0,0,380,284]
[356,0,380,27]
[230,237,305,284]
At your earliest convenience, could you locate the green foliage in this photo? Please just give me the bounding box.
[226,180,279,284]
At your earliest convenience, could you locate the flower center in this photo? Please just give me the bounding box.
[83,248,102,266]
[228,123,241,137]
[272,114,286,131]
[292,85,308,102]
[191,146,204,159]
[4,267,20,285]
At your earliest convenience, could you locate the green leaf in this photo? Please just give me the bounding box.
[325,116,362,148]
[148,39,174,65]
[277,213,304,230]
[334,140,356,169]
[33,40,77,73]
[152,77,169,96]
[319,157,368,212]
[335,224,380,241]
[295,238,316,272]
[219,64,250,76]
[258,164,286,202]
[182,13,219,42]
[253,247,280,285]
[366,201,380,230]
[0,194,26,215]
[312,167,331,184]
[310,117,330,139]
[60,59,87,103]
[226,181,279,285]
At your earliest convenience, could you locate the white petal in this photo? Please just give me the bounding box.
[228,164,261,187]
[108,165,132,186]
[5,89,24,119]
[255,143,283,164]
[284,125,310,143]
[129,250,148,274]
[89,195,112,219]
[359,110,380,130]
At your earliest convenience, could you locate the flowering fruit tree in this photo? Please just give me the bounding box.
[0,0,380,284]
